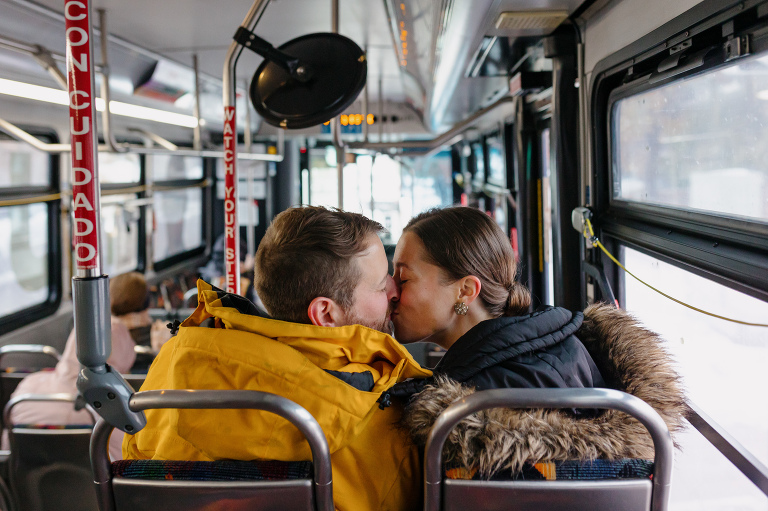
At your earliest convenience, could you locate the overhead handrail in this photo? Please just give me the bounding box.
[192,54,203,151]
[0,116,283,160]
[97,8,127,154]
[127,127,179,151]
[347,95,516,152]
[0,26,283,161]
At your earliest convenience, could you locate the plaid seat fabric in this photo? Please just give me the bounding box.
[446,459,654,481]
[112,459,313,481]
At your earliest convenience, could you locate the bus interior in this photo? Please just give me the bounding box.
[0,0,766,509]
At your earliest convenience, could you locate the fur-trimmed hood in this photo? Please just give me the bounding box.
[401,303,687,477]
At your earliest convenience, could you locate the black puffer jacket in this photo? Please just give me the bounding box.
[390,307,605,400]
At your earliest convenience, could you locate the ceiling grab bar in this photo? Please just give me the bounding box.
[127,127,179,151]
[0,116,283,160]
[347,94,516,153]
[192,53,203,151]
[97,8,127,153]
[66,0,146,436]
[0,33,283,160]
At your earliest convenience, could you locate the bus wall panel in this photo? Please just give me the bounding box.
[582,0,702,76]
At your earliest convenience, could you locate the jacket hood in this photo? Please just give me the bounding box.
[401,303,687,477]
[126,279,431,461]
[435,308,583,383]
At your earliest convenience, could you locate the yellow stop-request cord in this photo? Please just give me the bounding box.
[583,217,768,328]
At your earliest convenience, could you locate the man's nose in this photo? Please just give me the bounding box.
[386,275,400,302]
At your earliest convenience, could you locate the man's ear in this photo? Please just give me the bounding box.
[457,276,482,304]
[307,297,347,327]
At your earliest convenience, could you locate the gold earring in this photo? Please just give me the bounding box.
[454,302,468,315]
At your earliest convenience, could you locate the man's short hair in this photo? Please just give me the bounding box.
[255,206,385,323]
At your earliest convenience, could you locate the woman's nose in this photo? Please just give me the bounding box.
[386,275,400,302]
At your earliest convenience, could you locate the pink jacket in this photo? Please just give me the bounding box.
[6,317,136,460]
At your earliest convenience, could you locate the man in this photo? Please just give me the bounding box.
[123,206,431,511]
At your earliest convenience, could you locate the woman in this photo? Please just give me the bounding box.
[6,317,136,460]
[111,272,172,357]
[388,207,686,478]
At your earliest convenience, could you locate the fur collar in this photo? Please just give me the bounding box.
[401,303,687,477]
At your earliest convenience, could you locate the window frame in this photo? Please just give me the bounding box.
[590,0,768,302]
[0,128,62,336]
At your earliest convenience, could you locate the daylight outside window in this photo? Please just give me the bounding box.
[612,53,768,223]
[622,247,768,511]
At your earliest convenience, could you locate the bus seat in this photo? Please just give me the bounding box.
[3,394,99,511]
[424,388,673,511]
[0,346,63,431]
[90,389,334,511]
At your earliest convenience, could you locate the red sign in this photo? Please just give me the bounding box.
[223,106,240,294]
[66,0,100,271]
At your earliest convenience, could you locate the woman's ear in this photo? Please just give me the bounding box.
[457,276,482,304]
[307,297,346,327]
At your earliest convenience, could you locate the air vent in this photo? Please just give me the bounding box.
[495,10,569,34]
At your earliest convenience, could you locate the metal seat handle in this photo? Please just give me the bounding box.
[91,389,334,511]
[423,388,673,511]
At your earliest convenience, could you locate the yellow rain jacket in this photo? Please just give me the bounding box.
[124,280,432,511]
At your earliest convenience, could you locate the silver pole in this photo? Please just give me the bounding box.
[97,9,125,153]
[362,80,369,142]
[193,54,202,151]
[222,0,271,294]
[332,0,344,209]
[378,77,383,141]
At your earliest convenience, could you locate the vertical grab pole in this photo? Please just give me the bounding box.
[331,0,345,210]
[65,0,144,434]
[223,0,270,295]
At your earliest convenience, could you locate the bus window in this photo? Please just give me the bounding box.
[153,188,203,263]
[101,195,140,276]
[0,140,49,188]
[0,203,49,317]
[0,137,59,333]
[153,154,203,181]
[612,53,768,222]
[305,151,451,243]
[151,155,206,267]
[623,246,768,510]
[98,152,141,184]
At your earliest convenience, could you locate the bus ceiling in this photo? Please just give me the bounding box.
[0,0,595,143]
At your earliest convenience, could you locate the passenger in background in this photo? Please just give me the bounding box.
[5,315,136,461]
[199,233,259,305]
[387,206,687,478]
[110,272,172,358]
[124,206,432,511]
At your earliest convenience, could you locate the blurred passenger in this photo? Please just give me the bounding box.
[199,234,258,305]
[110,272,172,356]
[387,207,687,478]
[6,317,136,460]
[124,206,432,511]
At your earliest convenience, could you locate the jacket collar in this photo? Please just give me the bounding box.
[435,307,583,383]
[183,279,432,390]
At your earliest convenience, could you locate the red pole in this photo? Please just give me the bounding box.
[65,0,102,277]
[223,106,240,294]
